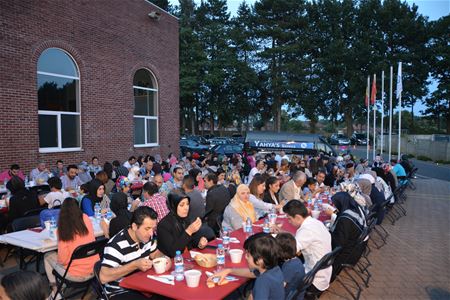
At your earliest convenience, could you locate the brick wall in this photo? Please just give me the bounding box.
[0,0,179,173]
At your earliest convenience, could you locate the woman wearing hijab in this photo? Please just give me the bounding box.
[222,184,257,231]
[356,178,373,207]
[107,192,132,238]
[328,192,367,281]
[358,174,386,225]
[157,192,212,257]
[80,179,105,217]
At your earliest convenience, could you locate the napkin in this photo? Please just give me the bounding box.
[147,275,175,285]
[190,250,201,259]
[205,271,239,282]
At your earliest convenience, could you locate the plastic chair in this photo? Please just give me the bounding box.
[52,238,108,300]
[287,246,342,300]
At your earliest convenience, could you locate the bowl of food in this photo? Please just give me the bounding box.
[192,253,217,268]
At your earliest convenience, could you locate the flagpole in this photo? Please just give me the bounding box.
[381,70,384,156]
[373,74,377,161]
[397,62,402,160]
[366,76,370,161]
[389,66,393,161]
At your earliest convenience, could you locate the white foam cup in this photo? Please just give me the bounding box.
[311,210,320,219]
[229,249,244,263]
[153,257,168,274]
[184,270,202,288]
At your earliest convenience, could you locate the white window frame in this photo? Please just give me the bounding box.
[133,71,159,148]
[37,48,82,153]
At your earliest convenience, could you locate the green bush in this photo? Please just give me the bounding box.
[407,154,415,158]
[417,155,433,161]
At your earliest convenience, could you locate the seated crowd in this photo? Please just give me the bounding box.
[0,150,414,299]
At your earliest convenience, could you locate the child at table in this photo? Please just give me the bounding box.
[276,232,306,300]
[210,233,285,300]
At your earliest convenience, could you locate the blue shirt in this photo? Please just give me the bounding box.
[253,266,285,300]
[282,258,306,300]
[81,196,94,217]
[393,164,406,177]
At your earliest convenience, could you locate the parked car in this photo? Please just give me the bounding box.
[351,133,368,145]
[208,137,230,147]
[187,135,209,145]
[328,134,351,145]
[211,144,243,158]
[179,139,210,156]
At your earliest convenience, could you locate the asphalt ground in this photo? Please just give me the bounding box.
[343,146,450,182]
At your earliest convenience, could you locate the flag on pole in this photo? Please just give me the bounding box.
[371,74,377,104]
[396,62,402,99]
[365,80,370,107]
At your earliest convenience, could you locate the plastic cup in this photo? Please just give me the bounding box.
[311,210,320,219]
[153,257,168,274]
[229,249,243,263]
[184,270,202,288]
[44,220,51,231]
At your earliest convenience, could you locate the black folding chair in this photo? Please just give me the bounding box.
[92,260,110,300]
[52,238,108,300]
[287,246,342,300]
[334,226,372,300]
[23,207,47,217]
[11,215,42,271]
[29,184,51,195]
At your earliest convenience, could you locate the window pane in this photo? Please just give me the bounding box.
[133,69,154,89]
[146,119,158,144]
[134,89,156,116]
[147,91,156,116]
[61,114,80,148]
[39,114,58,148]
[134,118,145,145]
[134,89,149,116]
[37,48,78,77]
[38,74,78,112]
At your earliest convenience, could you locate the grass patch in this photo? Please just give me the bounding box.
[434,160,450,165]
[417,155,433,161]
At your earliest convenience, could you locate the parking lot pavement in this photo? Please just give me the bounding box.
[321,177,450,300]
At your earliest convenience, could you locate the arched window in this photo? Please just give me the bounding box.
[133,69,158,146]
[37,48,81,152]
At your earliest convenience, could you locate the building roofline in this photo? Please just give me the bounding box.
[144,0,179,20]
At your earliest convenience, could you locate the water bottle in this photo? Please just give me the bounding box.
[245,217,253,238]
[307,197,312,208]
[49,217,57,240]
[174,251,184,281]
[24,176,29,186]
[222,227,230,253]
[317,198,323,210]
[269,207,277,225]
[263,218,270,233]
[94,203,101,220]
[106,210,113,221]
[216,244,225,271]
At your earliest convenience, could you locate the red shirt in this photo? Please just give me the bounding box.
[141,193,170,223]
[0,170,25,182]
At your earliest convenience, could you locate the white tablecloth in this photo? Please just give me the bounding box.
[0,217,104,253]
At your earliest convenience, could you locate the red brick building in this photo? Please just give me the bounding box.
[0,0,179,173]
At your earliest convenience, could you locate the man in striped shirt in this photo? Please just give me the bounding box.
[100,206,170,299]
